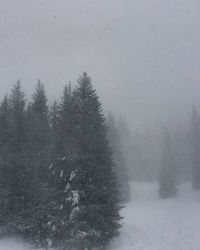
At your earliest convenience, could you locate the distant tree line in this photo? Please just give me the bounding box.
[0,73,126,250]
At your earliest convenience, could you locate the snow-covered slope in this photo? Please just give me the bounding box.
[109,181,200,250]
[1,182,200,250]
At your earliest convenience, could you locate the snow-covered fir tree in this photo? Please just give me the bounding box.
[44,84,79,248]
[66,73,121,249]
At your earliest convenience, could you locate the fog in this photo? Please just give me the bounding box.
[1,0,200,131]
[2,1,200,249]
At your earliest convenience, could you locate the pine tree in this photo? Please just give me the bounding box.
[107,113,130,203]
[158,131,177,198]
[191,107,200,189]
[62,73,122,249]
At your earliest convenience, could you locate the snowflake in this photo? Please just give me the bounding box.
[70,170,76,181]
[69,206,81,221]
[64,183,70,192]
[71,190,80,206]
[49,164,53,169]
[60,170,63,178]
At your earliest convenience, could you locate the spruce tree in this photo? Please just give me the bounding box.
[107,113,130,203]
[40,84,78,248]
[158,131,177,198]
[117,118,134,179]
[25,81,51,246]
[27,80,49,179]
[0,96,10,148]
[63,73,121,249]
[0,96,11,229]
[6,81,33,233]
[191,107,200,189]
[50,101,59,142]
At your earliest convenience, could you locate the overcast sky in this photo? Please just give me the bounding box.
[1,0,200,131]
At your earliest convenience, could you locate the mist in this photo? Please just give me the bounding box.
[1,1,200,249]
[1,0,200,131]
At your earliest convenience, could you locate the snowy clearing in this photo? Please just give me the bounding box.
[1,181,200,250]
[109,181,200,250]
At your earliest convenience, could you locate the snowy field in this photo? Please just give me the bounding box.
[109,182,200,250]
[1,181,200,250]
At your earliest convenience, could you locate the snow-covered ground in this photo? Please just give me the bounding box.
[0,238,35,250]
[109,181,200,250]
[1,182,200,250]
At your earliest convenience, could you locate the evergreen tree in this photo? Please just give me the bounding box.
[158,131,177,198]
[38,84,78,248]
[0,96,11,229]
[63,73,121,249]
[191,107,200,189]
[117,118,134,179]
[27,80,49,177]
[6,81,33,233]
[0,96,10,148]
[50,101,59,140]
[130,131,147,181]
[25,81,52,245]
[107,113,130,203]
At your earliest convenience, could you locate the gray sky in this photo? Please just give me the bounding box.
[1,0,200,131]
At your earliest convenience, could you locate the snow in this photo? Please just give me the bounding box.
[0,238,36,250]
[0,238,55,250]
[69,170,76,181]
[109,181,200,250]
[69,206,81,221]
[1,182,200,250]
[49,164,53,169]
[71,190,80,206]
[60,170,63,178]
[64,183,70,192]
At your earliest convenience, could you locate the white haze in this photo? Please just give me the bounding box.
[1,0,200,131]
